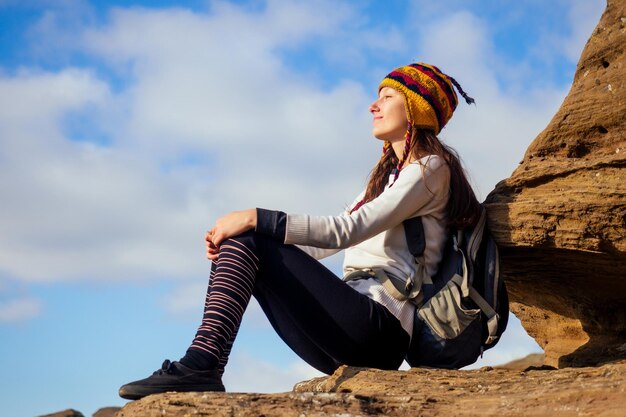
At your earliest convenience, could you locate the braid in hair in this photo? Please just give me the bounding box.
[391,122,413,184]
[350,143,397,213]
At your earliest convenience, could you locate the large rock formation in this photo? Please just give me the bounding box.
[116,362,626,416]
[484,0,626,368]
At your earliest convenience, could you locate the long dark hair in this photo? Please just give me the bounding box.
[358,129,481,229]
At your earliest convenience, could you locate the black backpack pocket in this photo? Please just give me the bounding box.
[406,278,484,369]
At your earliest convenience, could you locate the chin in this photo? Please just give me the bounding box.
[373,132,398,142]
[372,129,390,141]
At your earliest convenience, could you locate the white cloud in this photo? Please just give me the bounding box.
[0,1,381,284]
[0,67,108,133]
[0,296,43,322]
[563,0,605,62]
[0,67,221,282]
[161,280,207,316]
[78,4,375,171]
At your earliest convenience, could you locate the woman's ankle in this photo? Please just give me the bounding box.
[180,348,218,371]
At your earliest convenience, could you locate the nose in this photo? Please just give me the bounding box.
[369,99,380,114]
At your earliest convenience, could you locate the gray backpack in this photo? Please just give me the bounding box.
[402,205,509,368]
[343,206,509,368]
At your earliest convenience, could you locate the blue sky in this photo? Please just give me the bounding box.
[0,0,605,416]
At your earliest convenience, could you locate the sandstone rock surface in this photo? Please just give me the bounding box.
[484,0,626,367]
[116,362,626,417]
[92,407,122,417]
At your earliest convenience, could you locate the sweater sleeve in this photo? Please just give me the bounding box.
[255,209,343,259]
[255,209,344,259]
[255,208,287,240]
[285,156,449,249]
[255,191,366,260]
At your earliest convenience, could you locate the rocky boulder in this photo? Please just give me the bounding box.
[484,0,626,367]
[92,407,122,417]
[116,362,626,416]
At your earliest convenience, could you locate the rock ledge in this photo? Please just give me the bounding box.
[117,362,626,417]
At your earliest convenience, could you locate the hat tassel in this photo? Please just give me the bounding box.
[449,76,475,105]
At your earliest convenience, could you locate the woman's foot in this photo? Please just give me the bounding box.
[119,359,225,400]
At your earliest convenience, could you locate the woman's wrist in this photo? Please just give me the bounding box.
[247,208,258,229]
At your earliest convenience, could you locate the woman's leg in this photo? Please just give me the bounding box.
[249,233,409,374]
[184,231,409,375]
[181,263,239,376]
[181,238,258,372]
[120,231,409,399]
[119,238,258,400]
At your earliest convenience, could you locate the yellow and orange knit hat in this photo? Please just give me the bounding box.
[378,62,474,134]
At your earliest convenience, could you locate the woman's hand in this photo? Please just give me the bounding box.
[206,209,257,260]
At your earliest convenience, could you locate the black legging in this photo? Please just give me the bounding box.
[183,230,409,375]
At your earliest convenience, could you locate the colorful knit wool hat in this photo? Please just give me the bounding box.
[378,62,474,134]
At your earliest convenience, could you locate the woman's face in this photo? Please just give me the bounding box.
[369,86,408,142]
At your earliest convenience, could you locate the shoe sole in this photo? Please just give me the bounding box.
[119,383,226,400]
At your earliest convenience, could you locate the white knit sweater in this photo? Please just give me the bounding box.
[285,155,450,336]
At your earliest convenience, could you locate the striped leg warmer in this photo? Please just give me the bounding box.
[181,238,259,371]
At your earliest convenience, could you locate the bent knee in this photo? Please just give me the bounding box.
[222,230,259,246]
[221,230,278,252]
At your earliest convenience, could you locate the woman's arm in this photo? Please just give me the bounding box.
[206,208,343,261]
[205,156,448,259]
[286,156,449,249]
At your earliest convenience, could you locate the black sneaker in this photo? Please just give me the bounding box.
[119,359,225,400]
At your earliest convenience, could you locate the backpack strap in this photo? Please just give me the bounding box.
[449,238,499,343]
[461,207,500,344]
[452,232,471,298]
[468,287,500,345]
[467,206,501,344]
[402,216,430,302]
[403,217,471,304]
[376,269,423,302]
[343,268,423,302]
[419,274,434,306]
[466,207,487,263]
[489,237,501,314]
[343,216,429,304]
